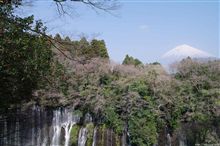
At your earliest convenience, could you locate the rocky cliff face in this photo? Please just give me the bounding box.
[0,106,125,146]
[1,105,219,146]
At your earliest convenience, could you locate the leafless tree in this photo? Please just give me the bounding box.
[1,0,120,14]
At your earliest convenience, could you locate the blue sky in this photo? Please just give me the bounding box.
[17,0,219,63]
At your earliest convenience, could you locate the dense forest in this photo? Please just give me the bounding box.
[0,1,220,146]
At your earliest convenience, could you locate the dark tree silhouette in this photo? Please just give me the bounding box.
[1,0,119,14]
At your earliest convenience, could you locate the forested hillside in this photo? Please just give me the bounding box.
[0,1,220,146]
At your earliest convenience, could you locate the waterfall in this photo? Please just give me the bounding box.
[51,109,62,146]
[166,133,171,146]
[92,127,97,146]
[179,133,187,146]
[3,119,8,145]
[15,119,20,146]
[1,107,127,146]
[179,139,186,146]
[64,122,74,146]
[42,137,47,146]
[105,129,113,146]
[0,107,80,146]
[84,113,93,123]
[1,106,203,146]
[121,131,127,146]
[51,108,79,146]
[63,110,75,146]
[78,127,88,146]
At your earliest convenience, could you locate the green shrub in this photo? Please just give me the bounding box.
[86,123,94,146]
[70,125,80,146]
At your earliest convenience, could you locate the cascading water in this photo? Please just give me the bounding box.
[0,107,130,146]
[63,110,75,146]
[0,106,80,146]
[47,108,80,146]
[51,109,62,145]
[121,131,127,146]
[178,133,187,146]
[78,127,88,146]
[166,133,172,146]
[92,127,97,146]
[179,139,187,146]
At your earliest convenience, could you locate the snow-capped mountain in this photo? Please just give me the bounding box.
[162,44,213,60]
[160,44,216,70]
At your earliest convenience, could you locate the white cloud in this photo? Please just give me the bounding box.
[139,25,149,31]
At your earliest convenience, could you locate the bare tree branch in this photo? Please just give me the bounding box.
[0,14,90,64]
[1,0,120,15]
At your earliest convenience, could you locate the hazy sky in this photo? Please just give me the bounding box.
[17,0,219,63]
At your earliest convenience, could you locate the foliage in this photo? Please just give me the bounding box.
[73,110,83,118]
[122,54,143,66]
[86,123,94,146]
[61,57,219,145]
[54,33,62,41]
[0,5,53,106]
[70,124,81,146]
[53,36,109,59]
[150,62,160,65]
[104,107,124,134]
[128,108,158,146]
[1,3,220,145]
[89,39,109,59]
[174,59,220,122]
[129,80,149,96]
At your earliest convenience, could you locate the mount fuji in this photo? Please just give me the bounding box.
[160,44,216,70]
[161,44,214,63]
[162,44,213,59]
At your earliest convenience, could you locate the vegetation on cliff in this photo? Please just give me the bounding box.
[0,2,220,146]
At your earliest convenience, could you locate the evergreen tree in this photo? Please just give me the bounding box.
[90,39,109,59]
[151,62,160,65]
[54,33,62,41]
[122,54,142,66]
[122,54,132,65]
[78,37,90,57]
[64,36,71,42]
[134,58,142,66]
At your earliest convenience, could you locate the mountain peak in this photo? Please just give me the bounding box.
[162,44,213,59]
